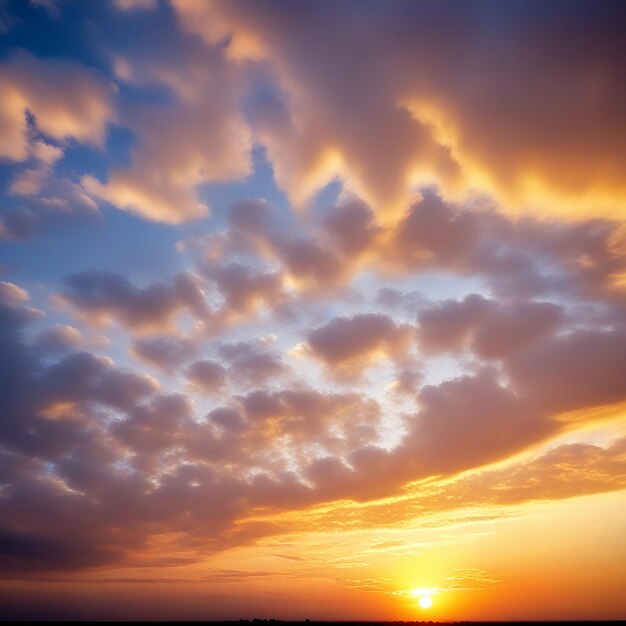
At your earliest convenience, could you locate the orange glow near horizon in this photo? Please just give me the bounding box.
[3,489,624,621]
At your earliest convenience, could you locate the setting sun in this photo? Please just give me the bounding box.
[418,596,433,609]
[410,588,434,609]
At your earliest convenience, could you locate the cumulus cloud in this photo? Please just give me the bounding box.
[112,393,194,469]
[305,313,413,379]
[185,360,228,395]
[5,2,623,231]
[226,198,350,293]
[322,199,381,258]
[83,26,251,223]
[36,325,84,354]
[235,387,382,465]
[507,328,626,415]
[1,1,625,584]
[1,273,624,574]
[60,271,211,334]
[405,370,555,476]
[131,336,196,372]
[417,294,565,358]
[2,167,99,240]
[218,190,626,308]
[172,0,626,219]
[2,184,618,575]
[0,51,116,162]
[0,281,29,304]
[204,261,286,319]
[218,341,287,386]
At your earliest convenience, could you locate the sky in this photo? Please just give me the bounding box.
[0,0,625,621]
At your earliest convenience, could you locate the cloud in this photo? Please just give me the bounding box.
[36,325,84,354]
[83,27,251,223]
[404,370,556,476]
[204,261,287,319]
[131,336,196,373]
[0,281,29,305]
[1,2,625,582]
[305,313,412,379]
[417,294,565,358]
[226,198,352,293]
[113,0,157,10]
[172,0,626,219]
[39,351,159,412]
[322,199,382,257]
[235,387,382,466]
[185,360,227,395]
[217,190,626,309]
[0,51,116,162]
[296,435,626,533]
[382,191,626,306]
[60,271,211,334]
[417,294,491,354]
[207,406,246,433]
[507,328,626,415]
[2,164,99,240]
[112,393,194,468]
[6,3,623,232]
[387,190,485,271]
[301,369,556,502]
[388,368,422,396]
[0,274,623,575]
[218,340,287,386]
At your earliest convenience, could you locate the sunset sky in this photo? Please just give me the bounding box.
[1,0,625,621]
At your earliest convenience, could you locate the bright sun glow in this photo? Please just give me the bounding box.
[419,595,432,609]
[410,588,434,609]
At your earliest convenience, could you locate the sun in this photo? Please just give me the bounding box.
[418,595,432,609]
[410,588,434,609]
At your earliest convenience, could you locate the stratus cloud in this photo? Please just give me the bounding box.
[0,51,116,162]
[173,0,626,219]
[293,436,626,533]
[113,0,157,10]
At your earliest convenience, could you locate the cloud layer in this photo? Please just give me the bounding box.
[0,1,624,594]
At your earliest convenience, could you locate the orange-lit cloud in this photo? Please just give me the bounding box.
[304,313,413,380]
[172,0,626,220]
[0,51,116,162]
[1,3,625,622]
